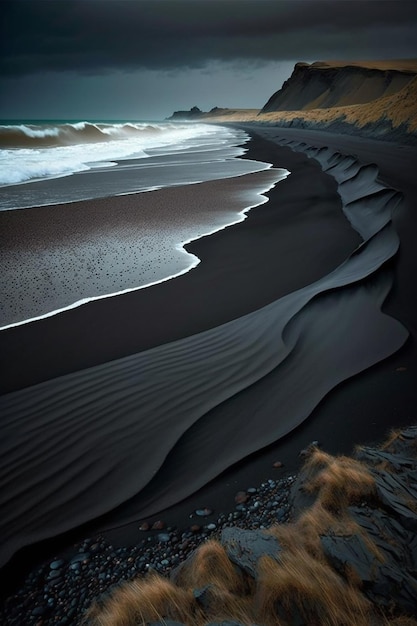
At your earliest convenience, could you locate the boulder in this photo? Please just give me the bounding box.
[221,527,281,579]
[321,530,417,614]
[193,585,214,610]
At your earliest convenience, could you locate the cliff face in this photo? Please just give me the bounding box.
[166,60,417,144]
[254,74,417,145]
[261,61,416,113]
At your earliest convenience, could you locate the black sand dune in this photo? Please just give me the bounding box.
[0,131,410,567]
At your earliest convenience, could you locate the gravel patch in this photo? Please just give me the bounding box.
[1,474,296,625]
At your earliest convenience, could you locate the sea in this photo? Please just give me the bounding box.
[0,119,280,207]
[0,120,287,327]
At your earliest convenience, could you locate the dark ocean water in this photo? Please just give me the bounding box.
[0,120,271,204]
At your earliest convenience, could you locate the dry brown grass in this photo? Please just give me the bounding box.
[270,500,337,553]
[300,449,376,510]
[86,542,256,626]
[290,451,384,562]
[256,549,372,626]
[252,77,417,133]
[203,73,417,135]
[87,437,416,626]
[272,500,364,559]
[379,428,406,451]
[173,540,250,595]
[167,541,256,624]
[309,60,417,72]
[85,574,196,626]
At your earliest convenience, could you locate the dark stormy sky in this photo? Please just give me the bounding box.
[1,0,417,120]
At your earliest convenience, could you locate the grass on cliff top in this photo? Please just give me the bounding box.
[308,60,417,73]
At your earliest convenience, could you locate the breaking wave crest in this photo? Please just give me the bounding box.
[0,121,232,186]
[0,121,164,149]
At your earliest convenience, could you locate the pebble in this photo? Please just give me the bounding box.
[195,507,213,517]
[151,520,165,530]
[0,474,296,626]
[190,524,201,533]
[70,552,89,563]
[234,491,248,504]
[31,607,45,617]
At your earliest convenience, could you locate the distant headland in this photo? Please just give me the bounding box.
[167,105,260,121]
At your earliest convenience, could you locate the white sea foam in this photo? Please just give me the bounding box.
[16,125,61,139]
[0,122,292,329]
[0,151,92,185]
[0,121,230,186]
[0,124,263,210]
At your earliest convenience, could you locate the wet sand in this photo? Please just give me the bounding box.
[0,167,283,328]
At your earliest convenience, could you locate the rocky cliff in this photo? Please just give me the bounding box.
[261,60,417,113]
[167,60,417,144]
[255,72,417,144]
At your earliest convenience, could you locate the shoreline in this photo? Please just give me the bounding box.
[1,127,417,617]
[0,135,358,393]
[0,167,285,330]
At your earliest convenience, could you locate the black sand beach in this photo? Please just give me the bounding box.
[0,137,357,391]
[1,127,417,608]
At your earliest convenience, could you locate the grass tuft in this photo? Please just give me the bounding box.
[256,549,372,626]
[302,449,376,510]
[174,540,250,596]
[85,574,196,626]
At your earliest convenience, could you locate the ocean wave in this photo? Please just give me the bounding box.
[0,121,164,149]
[0,121,232,186]
[0,140,408,566]
[0,157,92,186]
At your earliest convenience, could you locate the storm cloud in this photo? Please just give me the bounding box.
[2,0,417,76]
[2,0,417,120]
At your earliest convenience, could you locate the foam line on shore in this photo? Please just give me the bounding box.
[0,168,287,331]
[0,137,408,566]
